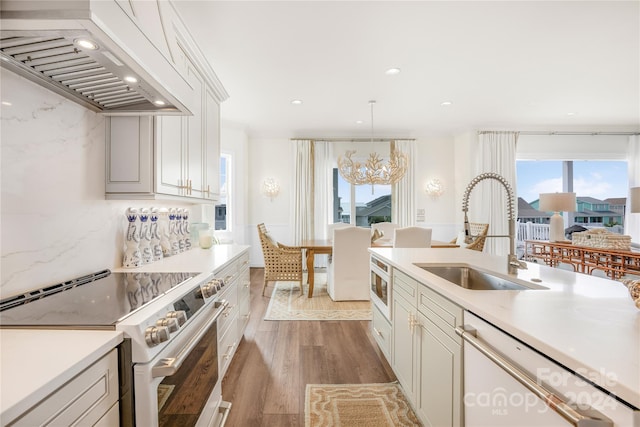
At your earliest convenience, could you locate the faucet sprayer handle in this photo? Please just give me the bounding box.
[463,213,472,244]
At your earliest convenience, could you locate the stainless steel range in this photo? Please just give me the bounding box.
[0,268,233,427]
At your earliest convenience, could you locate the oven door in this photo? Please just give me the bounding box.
[370,259,390,319]
[134,300,230,427]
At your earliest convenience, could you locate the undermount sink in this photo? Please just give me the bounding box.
[418,265,546,291]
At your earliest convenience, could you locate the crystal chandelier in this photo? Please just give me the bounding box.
[337,101,408,193]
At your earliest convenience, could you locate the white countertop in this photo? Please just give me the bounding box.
[112,244,250,274]
[0,330,123,425]
[0,245,249,424]
[370,247,640,409]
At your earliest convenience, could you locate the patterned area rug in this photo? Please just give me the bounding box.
[305,383,421,427]
[264,274,372,321]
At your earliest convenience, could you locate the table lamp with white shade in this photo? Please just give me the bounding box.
[631,187,640,213]
[539,192,576,242]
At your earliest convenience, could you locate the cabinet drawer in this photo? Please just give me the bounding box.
[418,284,463,343]
[393,269,418,303]
[237,295,251,335]
[217,286,238,339]
[219,316,238,376]
[15,349,119,426]
[371,304,392,361]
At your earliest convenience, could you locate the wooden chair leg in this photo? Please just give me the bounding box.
[262,277,269,296]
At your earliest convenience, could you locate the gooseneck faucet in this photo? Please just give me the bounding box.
[462,172,527,275]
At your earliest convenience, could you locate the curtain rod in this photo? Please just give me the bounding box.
[290,138,416,142]
[479,130,639,136]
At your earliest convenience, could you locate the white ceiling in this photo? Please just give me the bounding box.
[173,1,640,139]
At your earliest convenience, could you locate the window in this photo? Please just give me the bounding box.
[215,153,230,230]
[333,169,392,227]
[517,160,628,228]
[332,141,395,227]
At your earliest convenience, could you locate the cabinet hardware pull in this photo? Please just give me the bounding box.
[408,313,420,333]
[455,326,613,427]
[223,342,236,360]
[373,327,383,337]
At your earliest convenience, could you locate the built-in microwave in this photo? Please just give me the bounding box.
[370,256,391,320]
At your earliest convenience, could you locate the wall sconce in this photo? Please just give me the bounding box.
[539,192,576,242]
[262,178,280,201]
[425,179,444,199]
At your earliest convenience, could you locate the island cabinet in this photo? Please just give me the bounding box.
[14,349,119,426]
[391,269,463,427]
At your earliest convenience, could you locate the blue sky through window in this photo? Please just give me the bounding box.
[517,161,628,203]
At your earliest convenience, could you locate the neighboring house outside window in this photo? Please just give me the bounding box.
[333,168,392,227]
[517,160,628,230]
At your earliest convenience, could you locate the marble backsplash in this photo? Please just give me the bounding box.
[0,70,192,297]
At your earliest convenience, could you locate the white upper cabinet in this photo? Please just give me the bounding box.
[105,0,228,202]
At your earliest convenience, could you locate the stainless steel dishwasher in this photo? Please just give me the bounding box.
[458,312,638,427]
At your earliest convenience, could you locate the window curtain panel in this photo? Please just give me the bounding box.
[392,140,416,227]
[314,141,332,268]
[292,140,314,246]
[473,131,519,256]
[626,135,640,244]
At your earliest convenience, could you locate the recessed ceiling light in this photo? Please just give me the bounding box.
[567,112,577,116]
[291,99,303,105]
[2,101,12,106]
[385,68,401,75]
[74,38,99,50]
[355,120,364,124]
[440,101,453,107]
[124,76,138,83]
[154,100,166,106]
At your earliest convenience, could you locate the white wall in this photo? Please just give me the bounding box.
[0,70,193,296]
[246,138,294,266]
[414,136,459,241]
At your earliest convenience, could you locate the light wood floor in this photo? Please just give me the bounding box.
[221,268,396,426]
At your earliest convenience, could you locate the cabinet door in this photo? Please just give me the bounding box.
[416,311,462,427]
[155,115,185,196]
[184,57,205,198]
[106,116,153,193]
[391,293,416,402]
[204,85,220,200]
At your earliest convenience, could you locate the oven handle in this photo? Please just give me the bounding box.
[455,326,613,427]
[152,299,229,378]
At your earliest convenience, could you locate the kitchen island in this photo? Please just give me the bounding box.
[369,247,639,424]
[0,330,123,425]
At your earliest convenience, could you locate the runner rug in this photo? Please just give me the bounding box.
[305,383,421,427]
[264,274,372,321]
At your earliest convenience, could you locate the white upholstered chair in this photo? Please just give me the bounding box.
[393,227,433,248]
[327,222,352,237]
[371,222,399,240]
[327,226,371,301]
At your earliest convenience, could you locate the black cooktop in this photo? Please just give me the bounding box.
[0,270,200,328]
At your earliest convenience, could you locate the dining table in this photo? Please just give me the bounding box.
[299,238,459,298]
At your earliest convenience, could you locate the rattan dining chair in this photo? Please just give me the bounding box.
[451,223,490,252]
[257,223,304,296]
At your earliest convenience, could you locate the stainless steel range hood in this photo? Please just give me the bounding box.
[0,1,193,115]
